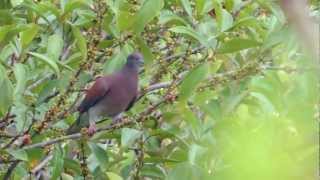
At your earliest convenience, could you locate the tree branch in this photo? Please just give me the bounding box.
[31,154,53,174]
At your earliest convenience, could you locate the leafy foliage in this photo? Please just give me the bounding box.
[0,0,318,179]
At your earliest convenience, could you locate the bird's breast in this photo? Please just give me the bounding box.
[92,77,138,118]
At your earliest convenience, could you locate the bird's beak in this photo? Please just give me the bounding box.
[138,59,144,66]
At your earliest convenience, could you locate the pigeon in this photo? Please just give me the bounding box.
[67,52,143,135]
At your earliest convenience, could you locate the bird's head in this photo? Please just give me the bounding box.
[126,52,144,69]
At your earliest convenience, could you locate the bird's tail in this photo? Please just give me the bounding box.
[66,112,89,135]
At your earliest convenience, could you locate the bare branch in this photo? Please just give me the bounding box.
[31,154,53,174]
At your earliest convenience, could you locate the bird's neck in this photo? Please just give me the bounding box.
[121,64,139,78]
[123,62,139,73]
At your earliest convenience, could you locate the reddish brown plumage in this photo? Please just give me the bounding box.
[67,52,143,134]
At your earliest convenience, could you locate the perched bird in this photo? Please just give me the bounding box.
[67,52,144,135]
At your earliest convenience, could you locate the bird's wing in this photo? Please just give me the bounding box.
[78,77,110,113]
[125,95,137,111]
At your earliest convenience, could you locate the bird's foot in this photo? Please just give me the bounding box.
[88,123,97,136]
[111,114,123,125]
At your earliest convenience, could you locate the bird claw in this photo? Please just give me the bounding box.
[88,124,97,136]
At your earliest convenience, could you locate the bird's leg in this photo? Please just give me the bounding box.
[88,120,96,136]
[88,110,98,136]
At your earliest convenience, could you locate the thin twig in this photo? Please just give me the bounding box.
[31,154,53,174]
[26,74,52,92]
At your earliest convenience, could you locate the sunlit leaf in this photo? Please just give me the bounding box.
[250,92,276,114]
[213,1,234,32]
[28,52,60,77]
[180,0,192,17]
[0,65,13,115]
[13,63,27,96]
[180,106,201,138]
[141,164,166,179]
[72,26,87,59]
[0,10,14,24]
[169,26,208,46]
[135,36,154,65]
[179,63,208,101]
[159,10,188,25]
[116,10,134,31]
[63,0,87,16]
[50,146,64,180]
[132,0,164,34]
[121,128,142,148]
[89,143,109,170]
[106,172,123,180]
[7,149,28,161]
[217,38,261,53]
[20,23,39,49]
[47,34,63,61]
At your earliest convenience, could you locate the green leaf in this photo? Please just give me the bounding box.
[63,158,81,175]
[0,10,14,24]
[179,63,208,101]
[135,36,154,65]
[46,35,73,71]
[13,102,28,133]
[37,2,61,18]
[203,100,221,120]
[72,26,87,59]
[159,10,188,26]
[0,25,13,42]
[220,9,234,31]
[103,44,132,74]
[195,0,205,17]
[7,149,28,161]
[63,0,87,15]
[28,52,60,77]
[141,164,166,179]
[13,63,27,96]
[98,39,114,49]
[180,0,192,17]
[121,128,142,148]
[61,173,74,180]
[20,23,39,49]
[106,172,123,180]
[56,61,74,72]
[21,0,51,25]
[89,143,109,170]
[213,1,234,32]
[132,0,164,34]
[169,26,208,46]
[0,25,26,44]
[217,38,261,53]
[47,34,63,61]
[180,106,201,138]
[0,65,13,115]
[224,0,234,11]
[0,43,15,62]
[263,28,289,49]
[116,10,134,31]
[229,17,259,31]
[223,91,248,115]
[250,92,276,114]
[188,144,206,165]
[51,146,64,180]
